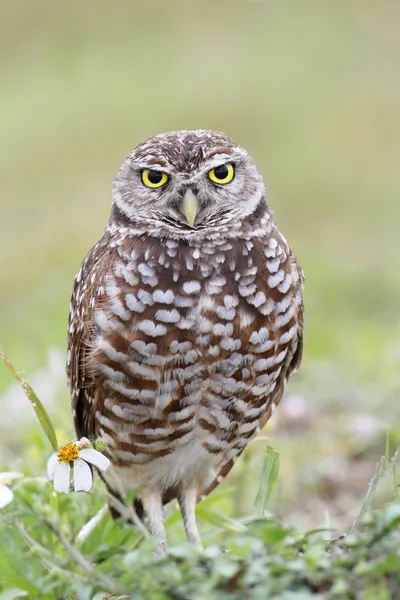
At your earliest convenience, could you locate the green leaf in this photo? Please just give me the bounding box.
[0,347,58,451]
[246,518,289,543]
[196,507,246,533]
[381,503,400,529]
[253,445,280,517]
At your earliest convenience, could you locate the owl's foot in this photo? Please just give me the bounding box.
[140,484,202,552]
[178,486,202,548]
[141,487,167,554]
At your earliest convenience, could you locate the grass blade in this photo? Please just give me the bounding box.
[254,445,280,517]
[350,444,400,534]
[392,445,400,501]
[350,455,387,534]
[0,347,58,451]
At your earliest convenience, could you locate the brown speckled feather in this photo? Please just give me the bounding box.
[67,233,113,439]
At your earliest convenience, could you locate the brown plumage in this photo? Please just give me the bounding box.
[67,130,304,551]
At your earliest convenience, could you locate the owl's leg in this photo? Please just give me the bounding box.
[177,486,201,547]
[140,487,167,555]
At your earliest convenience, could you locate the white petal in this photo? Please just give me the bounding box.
[0,484,13,508]
[47,453,59,481]
[53,462,70,493]
[79,449,111,472]
[74,458,93,492]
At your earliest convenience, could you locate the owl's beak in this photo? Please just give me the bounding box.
[182,188,199,228]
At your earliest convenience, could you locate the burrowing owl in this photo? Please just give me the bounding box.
[67,130,304,551]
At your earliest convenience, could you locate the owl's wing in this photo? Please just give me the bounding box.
[266,254,304,415]
[67,233,113,440]
[199,243,304,502]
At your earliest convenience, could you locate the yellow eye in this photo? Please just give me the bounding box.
[208,162,235,185]
[141,169,169,189]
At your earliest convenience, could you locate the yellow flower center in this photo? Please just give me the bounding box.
[57,443,79,463]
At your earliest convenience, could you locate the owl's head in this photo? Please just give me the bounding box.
[111,130,268,236]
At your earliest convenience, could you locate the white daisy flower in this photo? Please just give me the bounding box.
[0,472,23,508]
[47,438,111,493]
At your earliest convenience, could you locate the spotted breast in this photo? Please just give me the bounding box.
[68,225,302,495]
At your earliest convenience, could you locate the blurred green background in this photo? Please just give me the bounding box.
[1,0,399,531]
